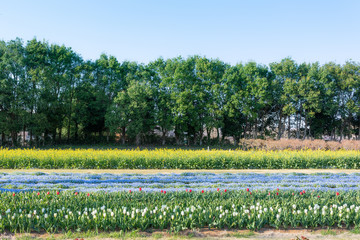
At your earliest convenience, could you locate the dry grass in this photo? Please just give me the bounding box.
[239,139,360,151]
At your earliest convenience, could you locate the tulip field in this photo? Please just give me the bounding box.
[0,148,360,169]
[1,148,360,236]
[1,189,360,233]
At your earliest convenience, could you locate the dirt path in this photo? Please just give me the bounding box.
[2,229,360,239]
[1,169,360,174]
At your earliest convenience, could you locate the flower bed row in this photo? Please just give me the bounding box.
[0,148,360,169]
[1,172,360,192]
[0,190,360,232]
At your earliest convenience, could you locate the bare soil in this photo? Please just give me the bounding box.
[2,228,360,240]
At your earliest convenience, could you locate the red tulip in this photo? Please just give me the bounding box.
[164,191,166,194]
[249,192,252,195]
[224,189,227,193]
[276,192,279,196]
[292,192,294,196]
[303,190,306,194]
[246,188,249,192]
[336,192,339,196]
[75,192,78,195]
[139,187,142,191]
[277,188,279,191]
[201,190,204,193]
[12,193,15,197]
[87,193,90,197]
[37,192,40,196]
[300,192,303,195]
[47,192,50,195]
[318,195,320,198]
[268,192,271,196]
[186,189,188,192]
[161,190,163,193]
[189,189,192,193]
[56,191,60,195]
[217,188,219,192]
[129,190,132,193]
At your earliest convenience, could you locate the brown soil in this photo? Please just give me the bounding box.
[1,228,360,240]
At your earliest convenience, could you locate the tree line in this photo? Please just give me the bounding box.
[0,38,359,146]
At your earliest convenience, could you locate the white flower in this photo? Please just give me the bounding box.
[292,204,296,209]
[6,209,10,214]
[54,213,57,218]
[103,213,106,217]
[27,214,31,218]
[65,215,68,219]
[111,212,114,217]
[189,214,192,219]
[181,211,184,216]
[276,214,280,219]
[159,215,162,220]
[44,214,48,218]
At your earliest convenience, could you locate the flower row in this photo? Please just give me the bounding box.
[0,148,359,169]
[0,190,359,232]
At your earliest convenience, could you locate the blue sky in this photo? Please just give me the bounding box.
[1,0,359,65]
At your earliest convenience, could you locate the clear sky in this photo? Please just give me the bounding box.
[1,0,359,65]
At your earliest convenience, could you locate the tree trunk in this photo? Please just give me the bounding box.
[277,112,282,140]
[161,130,167,146]
[303,114,307,140]
[74,121,79,142]
[23,125,26,146]
[296,113,300,139]
[58,127,62,144]
[253,118,258,139]
[216,128,220,144]
[135,133,141,146]
[261,114,265,138]
[121,127,126,144]
[287,116,291,139]
[1,132,5,146]
[11,131,16,147]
